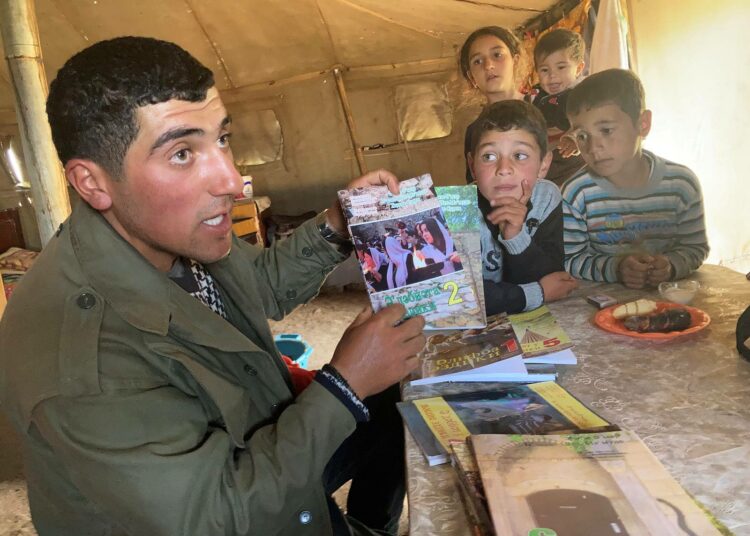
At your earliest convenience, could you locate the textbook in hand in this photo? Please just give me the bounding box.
[337,174,485,330]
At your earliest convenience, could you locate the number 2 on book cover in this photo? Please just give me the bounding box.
[442,281,464,305]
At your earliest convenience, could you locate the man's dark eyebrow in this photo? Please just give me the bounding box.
[149,115,232,154]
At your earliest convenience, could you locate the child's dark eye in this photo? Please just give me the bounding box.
[601,128,614,136]
[575,132,589,143]
[218,133,232,148]
[514,153,529,161]
[493,52,503,59]
[480,153,498,163]
[472,58,482,66]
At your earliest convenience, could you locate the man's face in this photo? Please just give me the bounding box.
[104,87,242,271]
[536,49,584,95]
[568,102,650,181]
[470,128,551,201]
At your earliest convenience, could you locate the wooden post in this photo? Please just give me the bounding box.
[0,0,70,246]
[332,67,367,176]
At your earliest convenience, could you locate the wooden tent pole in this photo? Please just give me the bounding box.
[0,0,70,246]
[333,67,367,175]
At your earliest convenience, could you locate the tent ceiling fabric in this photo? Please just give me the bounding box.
[0,0,561,112]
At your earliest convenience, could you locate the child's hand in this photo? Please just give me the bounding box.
[617,254,654,289]
[540,271,579,302]
[487,180,531,240]
[646,255,672,286]
[558,135,580,158]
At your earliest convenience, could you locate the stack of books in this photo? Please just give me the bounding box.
[410,307,576,386]
[400,381,730,533]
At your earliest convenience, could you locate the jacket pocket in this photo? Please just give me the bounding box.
[147,342,252,449]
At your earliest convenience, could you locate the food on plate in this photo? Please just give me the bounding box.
[623,308,692,333]
[612,299,657,320]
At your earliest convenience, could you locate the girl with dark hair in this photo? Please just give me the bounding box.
[459,26,524,183]
[416,217,462,275]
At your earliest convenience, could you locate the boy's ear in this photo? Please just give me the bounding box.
[537,150,553,180]
[638,110,653,137]
[575,60,585,78]
[65,159,114,211]
[467,152,476,180]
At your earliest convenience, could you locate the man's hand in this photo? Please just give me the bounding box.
[646,254,672,286]
[327,169,400,235]
[540,271,579,302]
[617,254,654,289]
[486,179,531,240]
[330,304,426,399]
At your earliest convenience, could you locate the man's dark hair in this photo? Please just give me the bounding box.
[566,68,645,125]
[534,28,585,66]
[459,26,521,82]
[469,100,548,156]
[47,36,214,177]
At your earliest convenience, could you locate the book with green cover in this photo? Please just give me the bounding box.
[508,305,574,358]
[397,381,615,466]
[435,185,485,317]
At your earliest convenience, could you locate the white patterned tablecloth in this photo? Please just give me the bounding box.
[404,264,750,535]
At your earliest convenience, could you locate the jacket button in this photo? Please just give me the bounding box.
[286,289,297,299]
[298,510,312,525]
[76,293,96,310]
[301,247,313,257]
[243,364,258,376]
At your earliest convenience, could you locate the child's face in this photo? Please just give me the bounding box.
[536,49,584,95]
[467,35,518,99]
[568,103,652,180]
[469,128,552,201]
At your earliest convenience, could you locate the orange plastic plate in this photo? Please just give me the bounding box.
[594,301,711,340]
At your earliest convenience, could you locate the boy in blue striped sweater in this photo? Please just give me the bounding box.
[561,69,708,289]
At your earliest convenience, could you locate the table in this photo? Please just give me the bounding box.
[403,264,750,535]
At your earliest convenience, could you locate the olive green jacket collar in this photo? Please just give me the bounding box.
[71,201,275,355]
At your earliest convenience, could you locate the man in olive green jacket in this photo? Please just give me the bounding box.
[0,37,425,535]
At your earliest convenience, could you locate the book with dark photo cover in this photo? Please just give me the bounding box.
[397,381,615,466]
[413,313,527,385]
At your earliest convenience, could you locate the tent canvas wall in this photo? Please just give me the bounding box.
[0,0,747,273]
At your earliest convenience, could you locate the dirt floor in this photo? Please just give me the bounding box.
[0,288,411,535]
